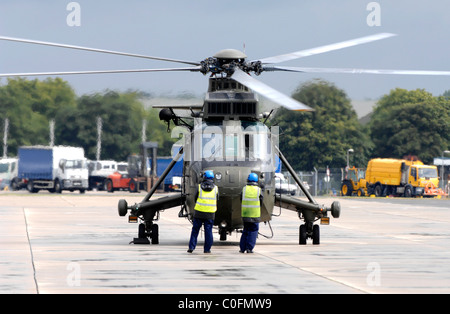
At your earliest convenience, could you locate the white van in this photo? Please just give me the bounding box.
[0,158,18,190]
[275,173,298,196]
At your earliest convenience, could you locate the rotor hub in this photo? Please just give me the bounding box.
[200,50,263,77]
[213,49,247,60]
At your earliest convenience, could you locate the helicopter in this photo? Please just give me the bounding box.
[2,32,450,245]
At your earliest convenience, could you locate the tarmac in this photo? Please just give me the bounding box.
[1,191,449,294]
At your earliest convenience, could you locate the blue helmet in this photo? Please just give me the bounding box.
[248,173,258,183]
[204,170,214,180]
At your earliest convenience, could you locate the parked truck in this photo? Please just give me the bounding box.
[17,146,89,193]
[341,158,443,197]
[0,158,18,190]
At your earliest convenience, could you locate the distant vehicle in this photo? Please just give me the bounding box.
[17,146,89,193]
[275,173,298,196]
[341,166,367,196]
[366,158,442,197]
[88,160,118,190]
[341,158,445,197]
[0,158,18,190]
[105,142,157,193]
[116,162,128,175]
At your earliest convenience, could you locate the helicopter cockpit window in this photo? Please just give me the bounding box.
[243,123,271,161]
[225,133,240,159]
[202,132,223,161]
[192,121,274,168]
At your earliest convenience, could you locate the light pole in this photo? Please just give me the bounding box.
[347,148,354,169]
[441,150,450,190]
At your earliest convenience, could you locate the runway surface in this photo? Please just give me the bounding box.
[1,191,449,294]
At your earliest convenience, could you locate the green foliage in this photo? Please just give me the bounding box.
[0,78,76,154]
[0,78,174,161]
[271,79,372,170]
[369,88,450,164]
[2,77,447,168]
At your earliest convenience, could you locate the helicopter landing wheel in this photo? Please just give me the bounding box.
[133,223,158,244]
[138,223,146,238]
[219,228,227,241]
[299,224,307,245]
[150,223,159,244]
[299,224,320,245]
[132,223,150,244]
[312,224,320,245]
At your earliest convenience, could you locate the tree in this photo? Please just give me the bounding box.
[0,78,76,155]
[55,90,175,161]
[54,90,144,161]
[271,79,372,170]
[369,88,450,164]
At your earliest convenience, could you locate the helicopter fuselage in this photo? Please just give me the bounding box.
[119,74,339,245]
[181,77,277,234]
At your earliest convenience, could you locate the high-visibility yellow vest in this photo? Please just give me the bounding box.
[194,184,218,213]
[241,185,261,218]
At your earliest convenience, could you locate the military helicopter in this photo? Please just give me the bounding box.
[2,33,449,245]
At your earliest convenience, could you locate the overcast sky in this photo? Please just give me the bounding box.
[1,0,450,103]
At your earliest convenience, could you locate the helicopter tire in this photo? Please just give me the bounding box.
[138,223,146,239]
[151,224,159,244]
[331,201,341,218]
[299,224,307,245]
[312,224,320,245]
[118,199,128,216]
[219,228,227,241]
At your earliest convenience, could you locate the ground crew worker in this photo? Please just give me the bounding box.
[239,173,262,253]
[188,170,218,254]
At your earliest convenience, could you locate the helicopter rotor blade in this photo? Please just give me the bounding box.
[0,66,202,78]
[0,36,201,66]
[257,33,396,64]
[264,65,450,76]
[231,68,313,111]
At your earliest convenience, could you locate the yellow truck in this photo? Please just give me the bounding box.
[341,158,444,197]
